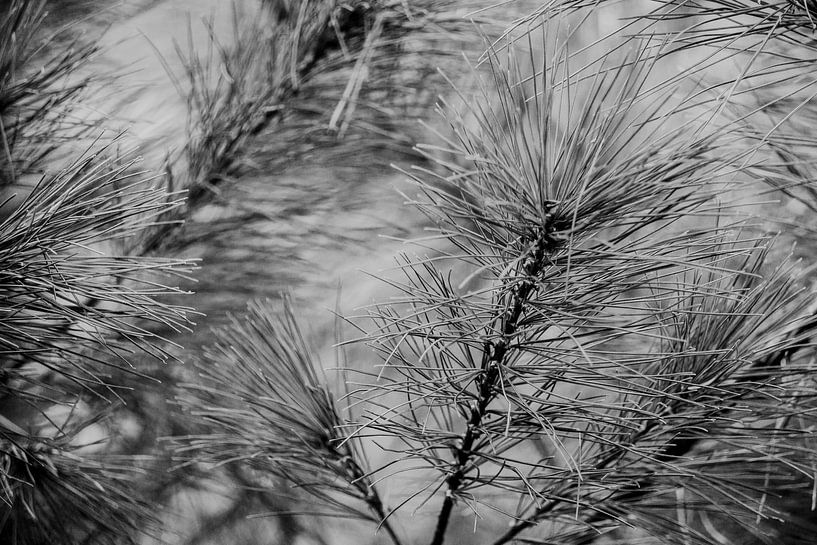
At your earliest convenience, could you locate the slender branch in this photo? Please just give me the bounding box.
[368,490,404,545]
[341,448,404,545]
[429,227,560,545]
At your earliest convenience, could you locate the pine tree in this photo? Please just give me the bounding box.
[3,1,817,544]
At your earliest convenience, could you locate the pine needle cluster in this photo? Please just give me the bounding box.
[0,149,194,541]
[154,0,501,253]
[176,298,402,544]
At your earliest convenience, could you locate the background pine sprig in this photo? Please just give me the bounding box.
[0,147,193,400]
[0,3,195,541]
[152,0,500,253]
[175,298,403,544]
[0,420,155,545]
[0,144,195,542]
[0,0,99,186]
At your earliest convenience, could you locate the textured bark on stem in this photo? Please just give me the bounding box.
[428,228,557,545]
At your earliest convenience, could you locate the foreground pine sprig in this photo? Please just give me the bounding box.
[0,148,194,545]
[176,298,403,545]
[0,142,196,543]
[334,36,817,544]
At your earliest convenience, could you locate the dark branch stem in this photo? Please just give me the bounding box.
[429,230,555,545]
[343,451,404,545]
[368,490,405,545]
[429,350,502,545]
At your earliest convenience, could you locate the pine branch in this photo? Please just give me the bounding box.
[345,24,817,545]
[145,0,501,253]
[428,184,564,545]
[490,254,817,544]
[0,405,157,545]
[0,141,195,542]
[0,144,194,402]
[175,298,403,545]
